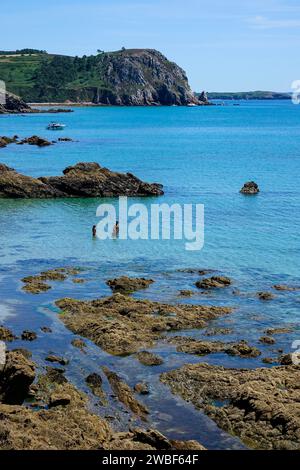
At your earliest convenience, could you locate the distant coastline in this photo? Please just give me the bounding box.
[205,91,291,100]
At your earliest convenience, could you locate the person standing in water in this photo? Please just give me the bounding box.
[92,225,97,237]
[112,221,119,238]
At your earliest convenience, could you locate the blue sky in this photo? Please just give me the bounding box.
[1,0,300,91]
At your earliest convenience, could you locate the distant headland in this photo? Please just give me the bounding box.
[204,91,291,100]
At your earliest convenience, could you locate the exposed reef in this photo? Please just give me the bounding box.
[0,350,204,450]
[161,363,300,450]
[55,293,232,355]
[106,276,154,294]
[0,162,164,198]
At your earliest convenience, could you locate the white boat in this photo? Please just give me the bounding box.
[47,122,66,130]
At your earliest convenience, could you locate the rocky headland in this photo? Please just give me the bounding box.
[0,49,208,106]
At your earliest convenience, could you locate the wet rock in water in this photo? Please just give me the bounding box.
[257,291,276,301]
[135,351,164,366]
[226,341,261,358]
[21,267,83,294]
[22,280,51,294]
[45,355,69,366]
[40,326,52,333]
[265,327,293,335]
[161,363,300,450]
[56,294,232,355]
[134,382,150,395]
[204,327,233,336]
[71,338,86,351]
[178,290,194,297]
[240,181,260,195]
[170,337,261,358]
[72,278,86,284]
[262,357,278,364]
[0,351,36,404]
[273,284,300,291]
[21,331,37,341]
[0,326,17,342]
[0,163,163,199]
[18,136,52,147]
[195,276,232,289]
[177,268,215,275]
[58,137,73,142]
[106,276,154,294]
[259,336,275,345]
[0,135,18,147]
[85,373,106,403]
[279,354,294,365]
[103,367,149,420]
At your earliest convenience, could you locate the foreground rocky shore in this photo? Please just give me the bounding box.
[1,269,299,450]
[0,350,204,450]
[161,363,300,450]
[0,162,163,198]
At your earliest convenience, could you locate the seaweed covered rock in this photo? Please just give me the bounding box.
[56,293,232,355]
[196,276,232,289]
[106,276,154,294]
[0,351,35,404]
[161,363,300,450]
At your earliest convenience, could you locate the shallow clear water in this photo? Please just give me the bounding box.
[0,101,299,449]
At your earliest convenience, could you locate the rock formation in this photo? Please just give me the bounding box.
[0,92,33,114]
[55,293,232,355]
[106,276,154,294]
[240,181,260,194]
[0,162,164,198]
[161,363,300,450]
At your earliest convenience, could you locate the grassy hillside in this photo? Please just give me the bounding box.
[0,52,111,102]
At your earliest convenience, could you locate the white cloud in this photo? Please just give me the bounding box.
[249,15,300,29]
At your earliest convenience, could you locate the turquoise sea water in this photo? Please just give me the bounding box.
[0,101,299,449]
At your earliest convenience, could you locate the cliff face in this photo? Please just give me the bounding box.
[0,92,33,114]
[0,49,205,106]
[96,49,201,106]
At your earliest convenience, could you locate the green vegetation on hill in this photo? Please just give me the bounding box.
[206,91,290,100]
[0,49,47,55]
[0,49,199,105]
